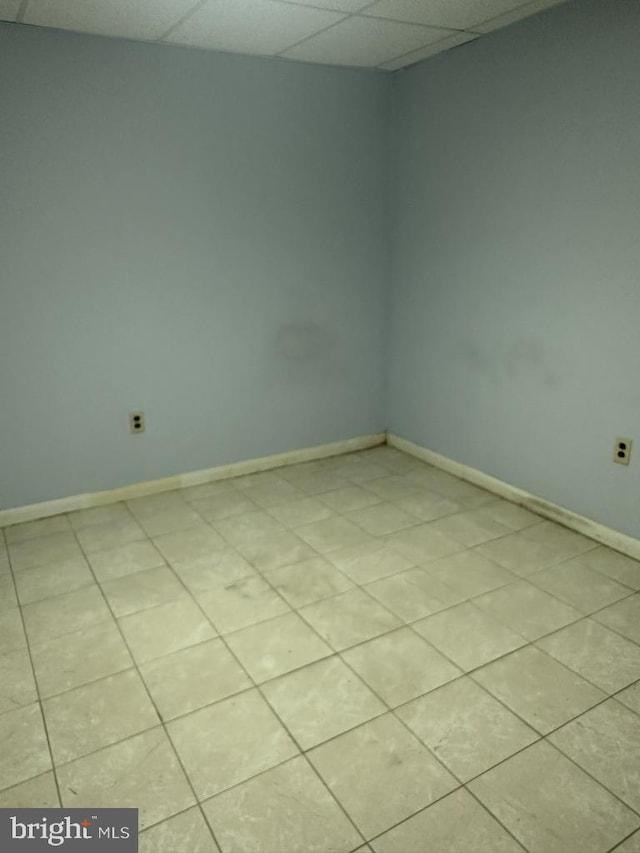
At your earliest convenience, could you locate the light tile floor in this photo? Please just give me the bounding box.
[1,445,640,853]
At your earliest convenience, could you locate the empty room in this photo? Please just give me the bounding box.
[1,0,639,851]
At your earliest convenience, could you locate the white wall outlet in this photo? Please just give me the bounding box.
[613,437,632,465]
[129,411,145,434]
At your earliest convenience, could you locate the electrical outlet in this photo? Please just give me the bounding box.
[613,437,632,465]
[129,411,145,434]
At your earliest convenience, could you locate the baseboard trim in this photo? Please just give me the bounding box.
[0,433,386,528]
[387,432,640,561]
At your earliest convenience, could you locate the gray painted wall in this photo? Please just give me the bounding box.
[388,0,640,537]
[0,24,390,508]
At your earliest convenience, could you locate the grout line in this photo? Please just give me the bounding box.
[1,527,65,809]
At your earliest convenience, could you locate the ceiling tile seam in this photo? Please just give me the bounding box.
[375,32,481,71]
[270,0,378,13]
[273,10,355,59]
[475,0,546,31]
[157,0,211,43]
[356,12,469,36]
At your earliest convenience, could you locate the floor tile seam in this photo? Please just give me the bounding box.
[69,527,226,852]
[2,530,64,808]
[538,736,640,820]
[524,567,638,612]
[66,505,138,533]
[531,634,640,694]
[608,828,640,853]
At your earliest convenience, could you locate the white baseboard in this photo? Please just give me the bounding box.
[387,432,640,562]
[0,433,386,528]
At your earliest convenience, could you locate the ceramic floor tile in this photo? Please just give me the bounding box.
[426,550,517,598]
[43,669,159,764]
[8,531,83,572]
[472,580,581,641]
[300,589,401,651]
[31,620,133,697]
[236,479,304,510]
[468,741,639,853]
[364,475,425,502]
[529,559,631,614]
[0,648,37,715]
[167,689,298,799]
[236,530,317,572]
[262,656,385,749]
[342,627,461,707]
[140,638,251,720]
[0,608,27,654]
[118,596,216,664]
[296,517,372,554]
[365,567,464,622]
[0,573,17,611]
[197,575,290,634]
[327,540,413,585]
[372,788,525,853]
[267,497,335,528]
[579,546,640,590]
[616,682,640,714]
[0,703,51,790]
[152,524,227,565]
[394,490,462,522]
[520,520,598,559]
[75,517,146,554]
[203,755,362,853]
[13,555,94,605]
[347,503,419,536]
[615,831,640,853]
[215,511,285,547]
[135,504,205,537]
[472,499,541,531]
[475,531,569,577]
[549,699,640,811]
[473,645,605,734]
[225,612,331,682]
[139,806,219,853]
[87,540,165,582]
[0,772,60,808]
[100,566,187,617]
[282,470,350,496]
[308,713,458,839]
[4,514,71,544]
[318,485,382,513]
[593,593,640,644]
[537,619,640,693]
[58,727,195,830]
[181,480,238,503]
[413,602,526,671]
[427,510,512,547]
[191,492,259,524]
[397,676,538,781]
[67,503,132,532]
[386,523,464,564]
[22,586,112,644]
[172,549,257,593]
[266,557,353,608]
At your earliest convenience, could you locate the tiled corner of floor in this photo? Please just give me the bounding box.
[1,445,639,852]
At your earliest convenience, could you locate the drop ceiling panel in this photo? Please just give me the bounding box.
[365,0,541,30]
[165,0,344,55]
[0,0,21,22]
[23,0,201,40]
[281,15,454,68]
[380,30,479,71]
[276,0,373,12]
[473,0,568,33]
